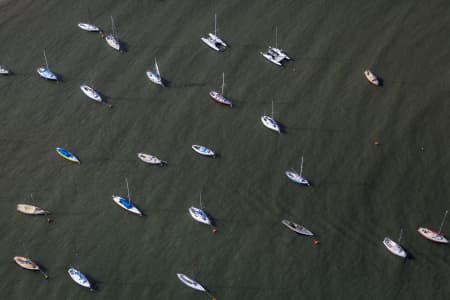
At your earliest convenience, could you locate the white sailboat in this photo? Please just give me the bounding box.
[189,193,212,226]
[78,8,100,32]
[146,58,164,86]
[261,101,280,133]
[0,65,11,75]
[68,267,93,290]
[418,210,448,244]
[105,16,121,51]
[37,49,57,81]
[260,26,290,66]
[282,219,314,236]
[285,156,310,186]
[364,70,379,86]
[201,14,227,52]
[209,72,232,107]
[383,229,407,258]
[112,178,142,216]
[80,84,102,102]
[137,152,167,166]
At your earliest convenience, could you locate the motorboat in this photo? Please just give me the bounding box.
[56,147,80,164]
[364,70,379,86]
[68,268,92,289]
[14,256,40,270]
[282,219,314,236]
[189,206,211,225]
[146,58,164,86]
[176,273,206,292]
[192,145,215,157]
[201,14,227,52]
[137,153,166,166]
[417,227,448,244]
[80,84,102,102]
[16,204,49,215]
[77,22,100,32]
[382,237,407,258]
[209,72,232,107]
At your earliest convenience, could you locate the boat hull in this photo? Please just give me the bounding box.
[78,22,100,32]
[417,227,448,243]
[37,67,57,80]
[201,34,227,52]
[56,147,80,164]
[282,219,314,236]
[14,256,39,270]
[106,35,120,51]
[364,70,379,86]
[68,268,91,288]
[80,85,102,102]
[285,170,310,186]
[112,195,142,216]
[189,207,211,225]
[146,71,163,86]
[383,237,407,258]
[209,90,232,107]
[192,145,215,157]
[176,273,206,291]
[17,204,49,215]
[137,153,165,165]
[261,115,280,133]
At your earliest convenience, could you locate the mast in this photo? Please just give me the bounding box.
[398,228,403,243]
[271,100,274,118]
[125,178,131,206]
[275,25,278,48]
[155,58,160,77]
[110,16,115,37]
[300,156,304,177]
[438,210,448,234]
[199,192,203,209]
[214,14,217,36]
[221,72,224,95]
[43,49,49,69]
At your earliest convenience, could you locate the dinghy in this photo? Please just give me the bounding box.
[201,14,227,52]
[68,268,92,289]
[282,219,314,236]
[137,153,166,166]
[189,207,211,225]
[192,145,215,157]
[364,70,379,86]
[105,16,120,51]
[17,204,49,215]
[37,50,57,81]
[209,72,232,107]
[146,58,164,86]
[56,147,80,164]
[176,273,206,292]
[14,256,40,270]
[77,22,100,32]
[0,65,10,75]
[112,178,142,216]
[383,237,407,258]
[80,84,102,102]
[285,156,310,186]
[418,210,448,244]
[261,101,280,133]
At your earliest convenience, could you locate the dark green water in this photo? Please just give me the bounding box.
[1,0,449,299]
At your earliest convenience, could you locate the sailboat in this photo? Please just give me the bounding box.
[176,273,217,299]
[146,58,164,86]
[189,193,212,226]
[260,26,290,66]
[37,49,57,80]
[80,83,102,102]
[56,147,80,164]
[78,8,100,32]
[201,14,227,52]
[112,178,142,216]
[261,101,280,133]
[383,229,407,258]
[285,156,310,186]
[282,220,314,236]
[105,16,121,51]
[209,72,232,107]
[418,210,448,244]
[14,256,49,278]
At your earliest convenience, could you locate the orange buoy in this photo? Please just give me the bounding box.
[47,217,52,224]
[211,228,217,234]
[314,240,320,245]
[107,104,113,109]
[373,140,380,145]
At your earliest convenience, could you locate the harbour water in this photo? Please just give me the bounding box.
[0,0,449,299]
